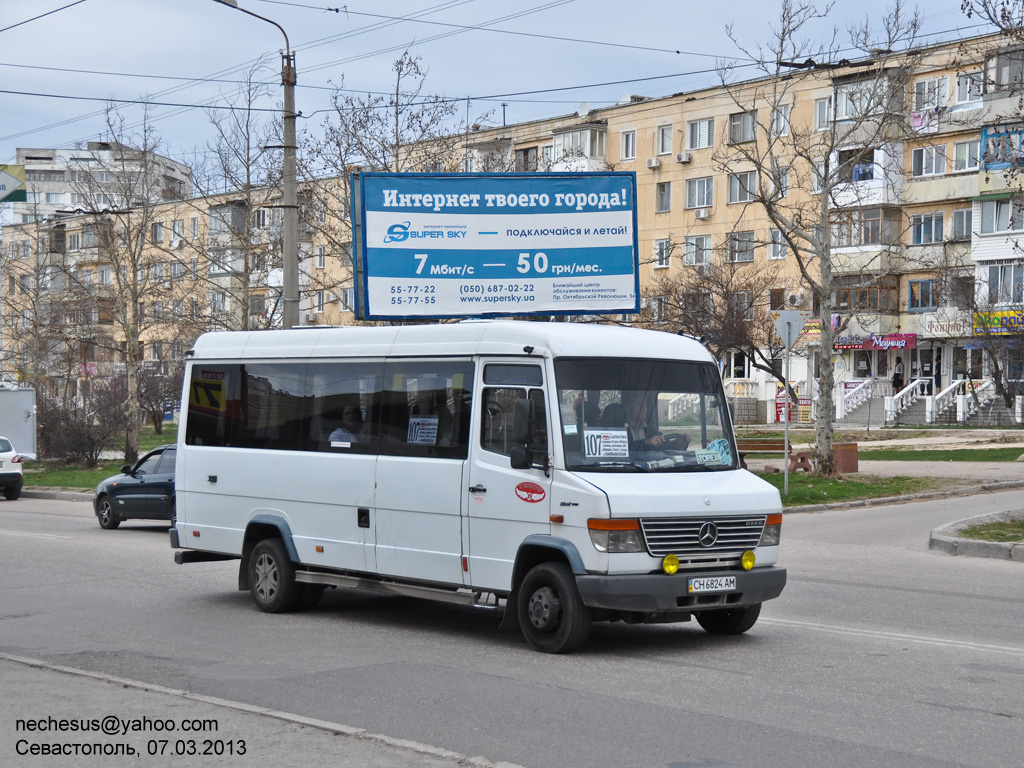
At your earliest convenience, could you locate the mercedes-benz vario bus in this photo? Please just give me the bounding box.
[171,320,786,652]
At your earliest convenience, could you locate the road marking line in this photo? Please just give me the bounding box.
[0,653,522,768]
[0,529,71,539]
[762,617,1024,656]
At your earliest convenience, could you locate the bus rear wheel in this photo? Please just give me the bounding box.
[249,538,301,612]
[517,562,591,653]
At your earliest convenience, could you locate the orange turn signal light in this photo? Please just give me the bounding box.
[587,518,639,531]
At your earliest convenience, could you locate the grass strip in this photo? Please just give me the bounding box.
[760,472,965,506]
[858,447,1024,462]
[959,520,1024,543]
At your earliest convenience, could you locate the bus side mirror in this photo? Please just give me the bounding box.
[511,398,534,445]
[510,398,548,474]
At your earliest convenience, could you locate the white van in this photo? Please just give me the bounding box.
[171,320,785,652]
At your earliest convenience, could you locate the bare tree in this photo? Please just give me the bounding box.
[716,0,923,473]
[301,51,471,324]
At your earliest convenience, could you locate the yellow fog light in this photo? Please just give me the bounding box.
[662,554,680,575]
[741,551,756,570]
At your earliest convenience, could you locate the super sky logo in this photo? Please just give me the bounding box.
[384,221,411,243]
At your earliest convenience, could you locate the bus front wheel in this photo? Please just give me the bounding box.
[517,562,591,653]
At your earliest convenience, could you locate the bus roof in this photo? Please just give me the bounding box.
[188,320,715,364]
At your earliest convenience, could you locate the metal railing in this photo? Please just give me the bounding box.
[884,378,930,423]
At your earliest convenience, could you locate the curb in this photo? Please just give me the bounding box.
[22,488,93,502]
[928,510,1024,561]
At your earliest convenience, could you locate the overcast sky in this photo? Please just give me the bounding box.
[0,0,995,172]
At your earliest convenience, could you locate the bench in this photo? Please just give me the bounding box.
[735,438,813,473]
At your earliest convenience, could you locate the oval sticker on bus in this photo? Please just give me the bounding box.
[515,482,546,503]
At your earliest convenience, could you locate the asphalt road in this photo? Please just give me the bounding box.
[1,493,1023,768]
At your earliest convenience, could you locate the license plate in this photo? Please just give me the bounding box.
[688,576,736,593]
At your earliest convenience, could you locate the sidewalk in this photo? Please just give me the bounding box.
[0,655,518,768]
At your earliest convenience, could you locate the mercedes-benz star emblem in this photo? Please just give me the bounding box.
[698,521,718,548]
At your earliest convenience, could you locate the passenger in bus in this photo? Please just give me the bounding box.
[329,406,363,444]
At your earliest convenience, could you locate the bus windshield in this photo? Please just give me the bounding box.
[554,358,737,473]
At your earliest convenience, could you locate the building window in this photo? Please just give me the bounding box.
[254,208,268,229]
[727,231,756,263]
[540,145,552,168]
[314,290,325,314]
[979,198,1024,233]
[685,177,713,209]
[908,279,940,310]
[834,275,898,312]
[654,239,671,269]
[988,261,1024,304]
[836,80,877,120]
[151,223,164,245]
[986,49,1024,93]
[684,235,711,266]
[729,111,755,143]
[912,145,946,177]
[910,213,944,244]
[770,229,788,260]
[67,233,80,251]
[771,167,789,199]
[462,154,474,173]
[316,246,326,269]
[954,140,980,171]
[769,288,785,310]
[171,262,184,281]
[190,217,199,238]
[552,128,605,160]
[621,130,636,160]
[687,118,714,150]
[728,290,754,321]
[342,288,355,311]
[728,171,756,203]
[211,292,226,313]
[814,96,833,131]
[99,267,112,286]
[956,71,983,103]
[646,295,669,323]
[655,182,671,213]
[838,147,876,182]
[952,208,973,240]
[771,105,790,137]
[914,76,948,110]
[45,192,63,204]
[653,125,672,155]
[514,147,538,172]
[831,208,900,246]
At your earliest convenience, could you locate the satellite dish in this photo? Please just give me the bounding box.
[576,102,590,118]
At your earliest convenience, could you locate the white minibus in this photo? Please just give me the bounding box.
[171,320,785,652]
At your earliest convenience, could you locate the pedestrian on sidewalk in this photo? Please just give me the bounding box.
[891,356,904,393]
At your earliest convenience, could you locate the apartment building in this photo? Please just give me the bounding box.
[11,142,192,224]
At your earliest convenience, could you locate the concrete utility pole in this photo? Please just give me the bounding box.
[212,0,299,329]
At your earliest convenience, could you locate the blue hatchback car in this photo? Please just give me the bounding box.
[94,444,176,529]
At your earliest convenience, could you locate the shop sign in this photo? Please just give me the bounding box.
[974,311,1024,335]
[924,317,972,336]
[833,333,917,350]
[774,389,813,422]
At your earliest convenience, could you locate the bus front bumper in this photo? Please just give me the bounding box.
[575,566,786,614]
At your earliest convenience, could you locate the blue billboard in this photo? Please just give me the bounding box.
[353,172,639,320]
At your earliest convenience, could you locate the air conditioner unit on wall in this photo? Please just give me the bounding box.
[787,293,806,307]
[694,208,710,220]
[676,152,691,164]
[646,158,661,169]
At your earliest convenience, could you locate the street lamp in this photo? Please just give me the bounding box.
[213,0,299,329]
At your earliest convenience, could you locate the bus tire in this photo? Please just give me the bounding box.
[517,562,591,653]
[695,603,761,635]
[249,538,301,613]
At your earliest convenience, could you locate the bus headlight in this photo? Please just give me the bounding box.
[587,518,644,553]
[759,513,782,547]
